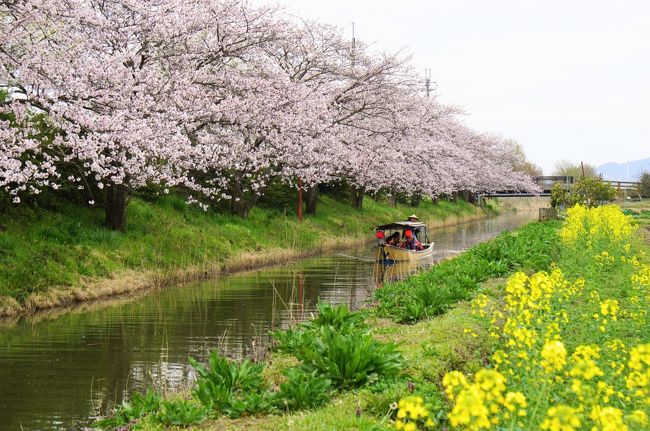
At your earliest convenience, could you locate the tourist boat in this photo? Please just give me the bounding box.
[373,221,434,264]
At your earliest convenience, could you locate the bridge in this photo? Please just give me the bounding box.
[480,176,640,198]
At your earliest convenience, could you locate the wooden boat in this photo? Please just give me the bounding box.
[372,221,434,264]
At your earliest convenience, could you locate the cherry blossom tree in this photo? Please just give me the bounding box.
[1,0,206,229]
[1,0,539,225]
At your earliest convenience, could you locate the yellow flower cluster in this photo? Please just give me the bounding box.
[541,340,567,373]
[395,396,434,431]
[442,368,525,430]
[540,405,581,431]
[440,205,650,430]
[560,204,637,248]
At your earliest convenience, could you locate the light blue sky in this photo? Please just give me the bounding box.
[260,0,650,173]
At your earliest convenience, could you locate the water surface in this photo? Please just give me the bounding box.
[0,211,537,430]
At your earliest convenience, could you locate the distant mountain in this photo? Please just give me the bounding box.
[597,158,650,181]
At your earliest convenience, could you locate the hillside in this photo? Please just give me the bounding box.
[597,157,650,181]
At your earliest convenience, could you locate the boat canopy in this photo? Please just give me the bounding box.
[375,221,427,231]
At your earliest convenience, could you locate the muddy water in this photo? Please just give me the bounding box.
[0,212,537,430]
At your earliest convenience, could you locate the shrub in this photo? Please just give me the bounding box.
[551,177,616,209]
[273,368,332,411]
[639,172,650,198]
[308,301,365,330]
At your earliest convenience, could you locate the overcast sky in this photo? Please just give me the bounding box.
[257,0,650,174]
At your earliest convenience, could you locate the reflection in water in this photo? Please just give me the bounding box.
[0,212,536,430]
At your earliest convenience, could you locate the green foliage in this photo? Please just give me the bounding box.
[271,301,403,389]
[308,301,366,331]
[294,325,404,389]
[639,172,650,198]
[375,221,560,323]
[93,390,161,429]
[271,302,366,353]
[550,177,616,209]
[154,399,209,427]
[550,183,569,209]
[189,351,271,417]
[273,368,332,411]
[571,177,617,207]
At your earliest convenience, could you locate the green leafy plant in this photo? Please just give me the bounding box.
[308,301,365,330]
[93,389,161,429]
[294,326,403,389]
[272,301,366,353]
[189,351,272,418]
[551,177,616,209]
[154,399,209,427]
[273,367,332,411]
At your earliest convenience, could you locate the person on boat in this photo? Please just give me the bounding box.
[386,232,400,246]
[405,214,421,240]
[401,230,423,251]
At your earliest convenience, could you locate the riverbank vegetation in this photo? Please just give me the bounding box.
[92,204,650,431]
[0,191,480,316]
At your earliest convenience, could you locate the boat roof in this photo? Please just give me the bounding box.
[375,221,427,230]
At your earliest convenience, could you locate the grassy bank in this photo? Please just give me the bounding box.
[0,194,482,316]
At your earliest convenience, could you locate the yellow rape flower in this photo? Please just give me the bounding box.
[590,406,627,431]
[443,371,468,401]
[540,405,581,431]
[503,391,527,416]
[599,299,619,321]
[541,340,567,373]
[447,384,491,430]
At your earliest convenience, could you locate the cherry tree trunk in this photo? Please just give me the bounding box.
[352,187,365,210]
[105,184,128,232]
[305,185,318,215]
[229,178,259,218]
[387,193,397,207]
[410,193,421,207]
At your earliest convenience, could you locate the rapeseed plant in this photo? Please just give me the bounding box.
[397,205,650,430]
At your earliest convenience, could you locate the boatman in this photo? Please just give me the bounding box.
[406,214,421,241]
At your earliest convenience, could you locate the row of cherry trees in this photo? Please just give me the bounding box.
[0,0,537,230]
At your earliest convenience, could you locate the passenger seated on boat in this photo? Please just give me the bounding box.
[401,230,424,251]
[386,232,400,246]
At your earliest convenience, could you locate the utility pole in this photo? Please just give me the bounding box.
[297,177,303,223]
[424,68,432,97]
[351,21,356,68]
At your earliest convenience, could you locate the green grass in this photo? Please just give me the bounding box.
[0,194,479,304]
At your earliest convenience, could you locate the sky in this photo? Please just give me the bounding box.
[256,0,650,174]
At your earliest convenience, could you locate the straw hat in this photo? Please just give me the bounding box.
[407,214,419,220]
